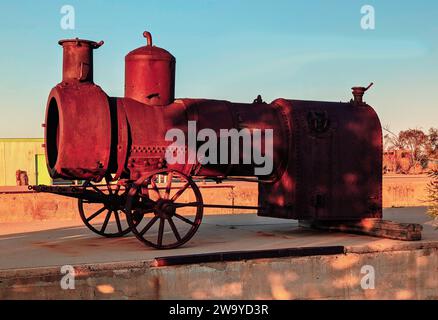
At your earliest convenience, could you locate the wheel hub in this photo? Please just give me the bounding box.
[154,199,175,219]
[125,169,204,249]
[106,194,123,211]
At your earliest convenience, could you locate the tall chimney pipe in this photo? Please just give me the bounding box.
[58,38,104,84]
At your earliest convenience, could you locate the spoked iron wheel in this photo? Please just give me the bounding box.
[126,169,204,249]
[78,176,142,238]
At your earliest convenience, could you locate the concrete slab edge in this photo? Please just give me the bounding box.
[2,241,438,280]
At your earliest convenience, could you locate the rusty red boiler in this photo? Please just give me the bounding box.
[34,31,383,249]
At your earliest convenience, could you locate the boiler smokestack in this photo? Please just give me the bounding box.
[58,38,104,84]
[351,82,374,105]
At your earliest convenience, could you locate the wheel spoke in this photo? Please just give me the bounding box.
[139,215,159,236]
[79,179,133,238]
[100,210,112,232]
[164,172,173,200]
[122,169,203,248]
[171,182,190,202]
[138,195,156,206]
[114,184,121,195]
[140,185,150,199]
[106,179,113,195]
[114,211,123,233]
[91,184,105,196]
[150,179,161,199]
[86,206,107,222]
[167,217,182,241]
[174,213,196,226]
[157,218,165,247]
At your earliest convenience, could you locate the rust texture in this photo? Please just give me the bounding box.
[38,31,384,248]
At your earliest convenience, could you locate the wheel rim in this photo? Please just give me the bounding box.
[126,169,203,249]
[78,177,141,238]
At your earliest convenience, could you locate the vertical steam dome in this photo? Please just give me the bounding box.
[125,31,176,106]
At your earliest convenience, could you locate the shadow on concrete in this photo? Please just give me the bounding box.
[0,207,436,270]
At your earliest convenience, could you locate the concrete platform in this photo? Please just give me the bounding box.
[0,207,436,270]
[0,207,437,299]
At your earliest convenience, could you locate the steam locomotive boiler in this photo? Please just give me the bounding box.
[31,31,413,250]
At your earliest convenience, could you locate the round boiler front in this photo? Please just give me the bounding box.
[44,84,112,181]
[46,98,60,170]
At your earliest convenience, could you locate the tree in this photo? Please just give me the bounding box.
[383,126,403,151]
[426,128,438,159]
[427,169,438,221]
[383,127,438,174]
[398,129,428,168]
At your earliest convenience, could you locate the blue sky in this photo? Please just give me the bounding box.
[0,0,437,137]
